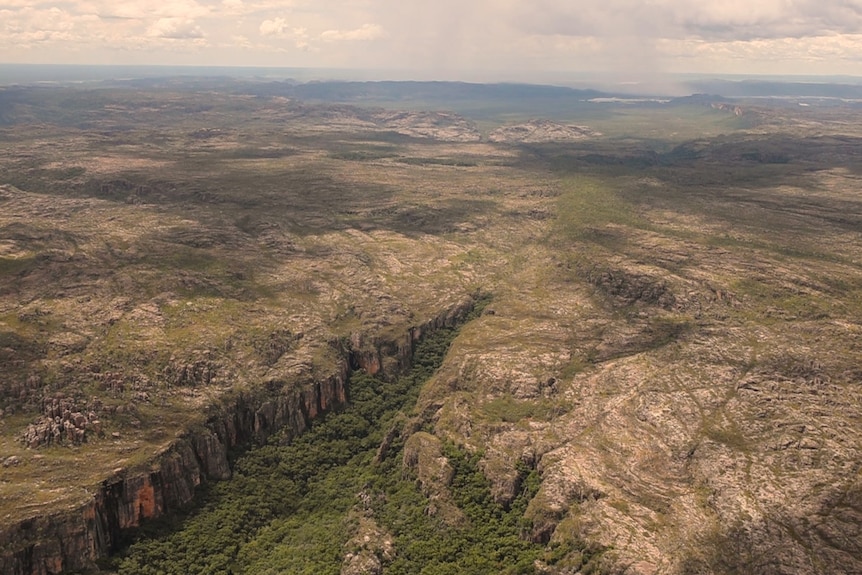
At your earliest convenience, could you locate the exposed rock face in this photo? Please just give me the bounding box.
[488,120,599,143]
[401,431,466,525]
[163,351,219,387]
[416,231,862,574]
[403,432,454,491]
[341,515,395,575]
[285,104,482,142]
[0,440,201,575]
[377,111,481,142]
[711,102,744,116]
[350,297,477,376]
[0,299,477,575]
[585,265,677,309]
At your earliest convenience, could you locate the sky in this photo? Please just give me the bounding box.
[3,0,862,82]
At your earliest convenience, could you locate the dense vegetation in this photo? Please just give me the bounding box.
[111,299,557,575]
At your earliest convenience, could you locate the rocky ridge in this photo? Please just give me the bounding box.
[284,104,482,141]
[488,120,600,143]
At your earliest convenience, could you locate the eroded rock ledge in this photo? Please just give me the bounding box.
[0,295,478,575]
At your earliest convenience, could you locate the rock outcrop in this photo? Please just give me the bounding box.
[377,111,481,142]
[284,104,482,142]
[488,120,599,143]
[20,396,102,448]
[340,514,395,575]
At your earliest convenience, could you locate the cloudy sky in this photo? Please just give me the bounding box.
[3,0,862,81]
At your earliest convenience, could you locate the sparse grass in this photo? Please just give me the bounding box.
[395,156,478,167]
[702,424,751,452]
[0,255,36,277]
[559,355,593,379]
[481,395,569,423]
[728,277,837,322]
[588,106,746,141]
[329,146,399,161]
[554,176,646,245]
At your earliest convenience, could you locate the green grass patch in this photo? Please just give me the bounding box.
[554,176,646,245]
[702,424,750,452]
[0,255,36,277]
[329,147,399,161]
[395,157,478,167]
[219,147,298,160]
[730,278,833,320]
[587,106,746,141]
[481,395,570,423]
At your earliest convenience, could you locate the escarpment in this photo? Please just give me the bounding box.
[0,364,349,575]
[0,296,478,575]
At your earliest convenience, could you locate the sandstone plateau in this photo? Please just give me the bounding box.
[0,81,860,574]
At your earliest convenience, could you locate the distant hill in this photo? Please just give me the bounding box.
[284,80,605,102]
[684,79,862,100]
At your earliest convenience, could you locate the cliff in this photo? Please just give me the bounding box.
[0,296,477,575]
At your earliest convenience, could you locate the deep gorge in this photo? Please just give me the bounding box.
[109,292,560,574]
[0,296,482,575]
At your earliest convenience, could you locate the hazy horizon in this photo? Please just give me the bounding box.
[5,63,862,99]
[4,1,862,84]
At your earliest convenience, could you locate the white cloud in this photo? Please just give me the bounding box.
[0,0,41,8]
[259,16,287,36]
[92,0,210,21]
[147,17,204,39]
[5,1,862,77]
[320,23,383,41]
[0,6,103,49]
[292,26,311,49]
[507,0,862,43]
[230,34,253,48]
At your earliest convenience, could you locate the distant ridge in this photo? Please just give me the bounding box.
[6,64,862,104]
[286,80,605,102]
[684,78,862,100]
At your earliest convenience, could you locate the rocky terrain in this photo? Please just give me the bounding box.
[488,119,599,143]
[229,100,482,141]
[0,81,861,574]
